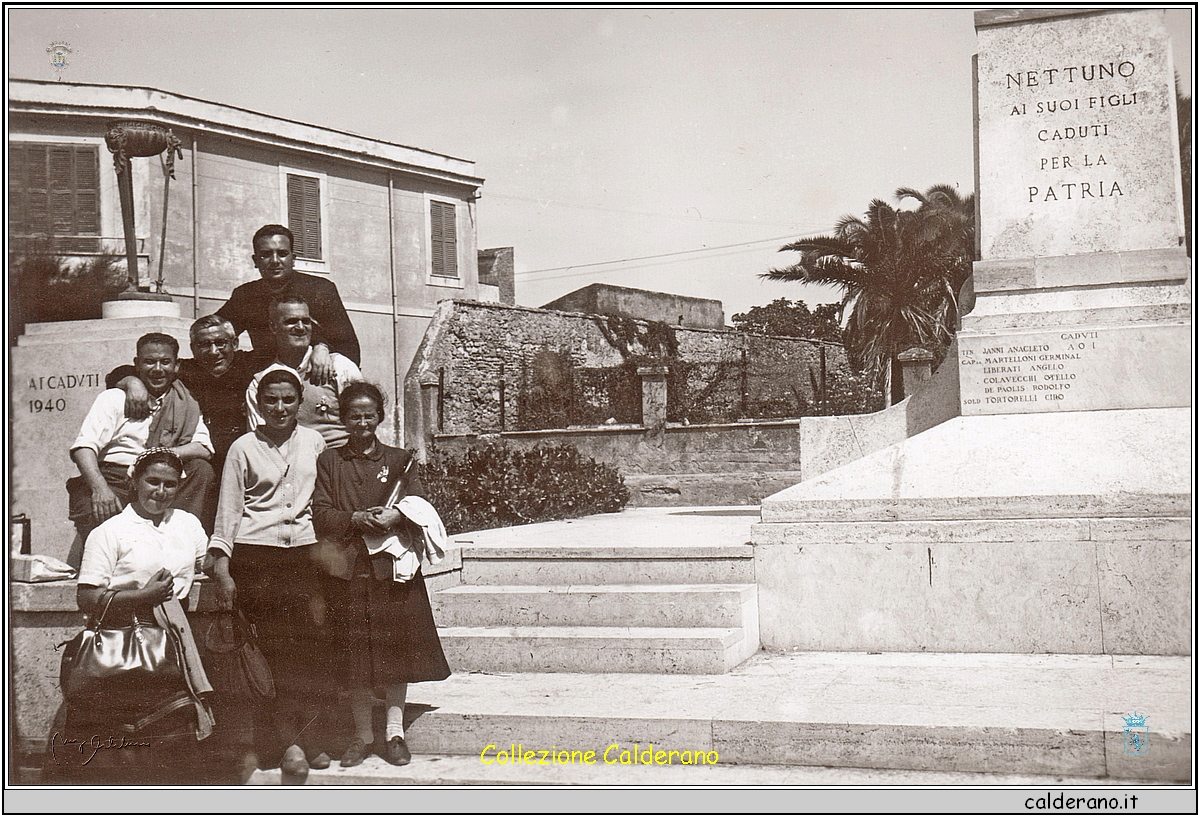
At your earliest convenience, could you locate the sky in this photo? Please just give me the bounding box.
[6,7,1194,320]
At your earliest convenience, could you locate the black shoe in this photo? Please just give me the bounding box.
[384,736,411,766]
[308,751,331,770]
[280,745,309,785]
[340,738,367,768]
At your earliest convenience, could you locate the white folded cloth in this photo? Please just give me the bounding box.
[362,495,447,583]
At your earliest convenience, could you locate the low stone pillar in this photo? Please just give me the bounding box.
[897,347,935,398]
[637,365,669,433]
[419,377,440,457]
[101,292,179,320]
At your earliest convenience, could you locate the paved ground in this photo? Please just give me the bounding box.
[251,754,1167,786]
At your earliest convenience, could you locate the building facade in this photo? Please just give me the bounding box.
[9,78,506,441]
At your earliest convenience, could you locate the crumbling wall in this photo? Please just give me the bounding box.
[404,300,851,441]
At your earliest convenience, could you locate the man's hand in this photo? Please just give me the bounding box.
[90,484,122,525]
[309,343,334,387]
[117,376,152,421]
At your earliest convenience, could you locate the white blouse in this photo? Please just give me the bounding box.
[77,505,208,600]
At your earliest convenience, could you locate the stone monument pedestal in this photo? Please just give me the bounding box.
[10,309,192,563]
[751,8,1191,657]
[752,407,1189,653]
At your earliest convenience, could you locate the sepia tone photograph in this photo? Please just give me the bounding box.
[4,5,1194,813]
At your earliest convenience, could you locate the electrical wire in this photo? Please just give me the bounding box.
[523,243,792,284]
[514,232,813,278]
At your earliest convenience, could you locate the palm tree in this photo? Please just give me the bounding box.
[763,185,975,405]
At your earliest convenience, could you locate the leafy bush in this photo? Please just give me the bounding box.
[423,442,630,534]
[800,367,885,416]
[9,238,126,342]
[730,298,844,344]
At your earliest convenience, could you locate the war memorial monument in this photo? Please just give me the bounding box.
[7,7,1192,790]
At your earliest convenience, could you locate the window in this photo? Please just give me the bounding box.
[278,166,328,272]
[9,142,101,250]
[430,200,458,278]
[286,173,322,260]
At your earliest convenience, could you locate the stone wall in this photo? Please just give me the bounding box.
[541,283,725,329]
[433,419,805,506]
[435,419,802,476]
[404,300,850,448]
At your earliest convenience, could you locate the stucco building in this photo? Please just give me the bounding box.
[8,78,510,438]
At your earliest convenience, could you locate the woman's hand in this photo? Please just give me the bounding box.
[352,509,387,533]
[371,508,405,530]
[206,551,236,611]
[213,574,237,611]
[142,567,176,605]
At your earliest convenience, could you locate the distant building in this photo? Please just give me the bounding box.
[541,283,725,329]
[8,78,513,429]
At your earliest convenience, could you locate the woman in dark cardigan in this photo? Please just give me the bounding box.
[312,382,450,768]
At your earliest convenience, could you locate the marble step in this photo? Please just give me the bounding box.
[432,583,757,629]
[457,544,755,586]
[386,653,1189,782]
[438,625,757,674]
[626,472,804,507]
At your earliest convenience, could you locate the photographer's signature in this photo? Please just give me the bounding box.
[50,732,150,765]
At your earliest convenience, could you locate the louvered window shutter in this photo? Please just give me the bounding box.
[287,174,322,260]
[431,201,457,277]
[8,143,100,242]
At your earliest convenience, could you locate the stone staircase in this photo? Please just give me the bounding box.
[431,530,760,674]
[240,509,1190,787]
[252,650,1190,786]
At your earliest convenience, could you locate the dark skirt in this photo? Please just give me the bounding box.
[323,551,451,691]
[229,543,335,694]
[230,543,339,764]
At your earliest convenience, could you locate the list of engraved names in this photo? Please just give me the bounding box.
[960,331,1097,409]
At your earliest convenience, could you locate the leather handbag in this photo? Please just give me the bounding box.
[59,591,186,714]
[201,609,276,702]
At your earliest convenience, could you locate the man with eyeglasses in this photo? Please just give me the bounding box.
[108,315,257,472]
[218,223,360,384]
[245,294,362,449]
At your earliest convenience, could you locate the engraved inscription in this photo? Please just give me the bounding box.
[998,58,1141,207]
[19,372,103,415]
[960,332,1100,407]
[26,373,103,391]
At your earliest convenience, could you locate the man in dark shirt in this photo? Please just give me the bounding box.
[217,224,360,381]
[108,315,256,468]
